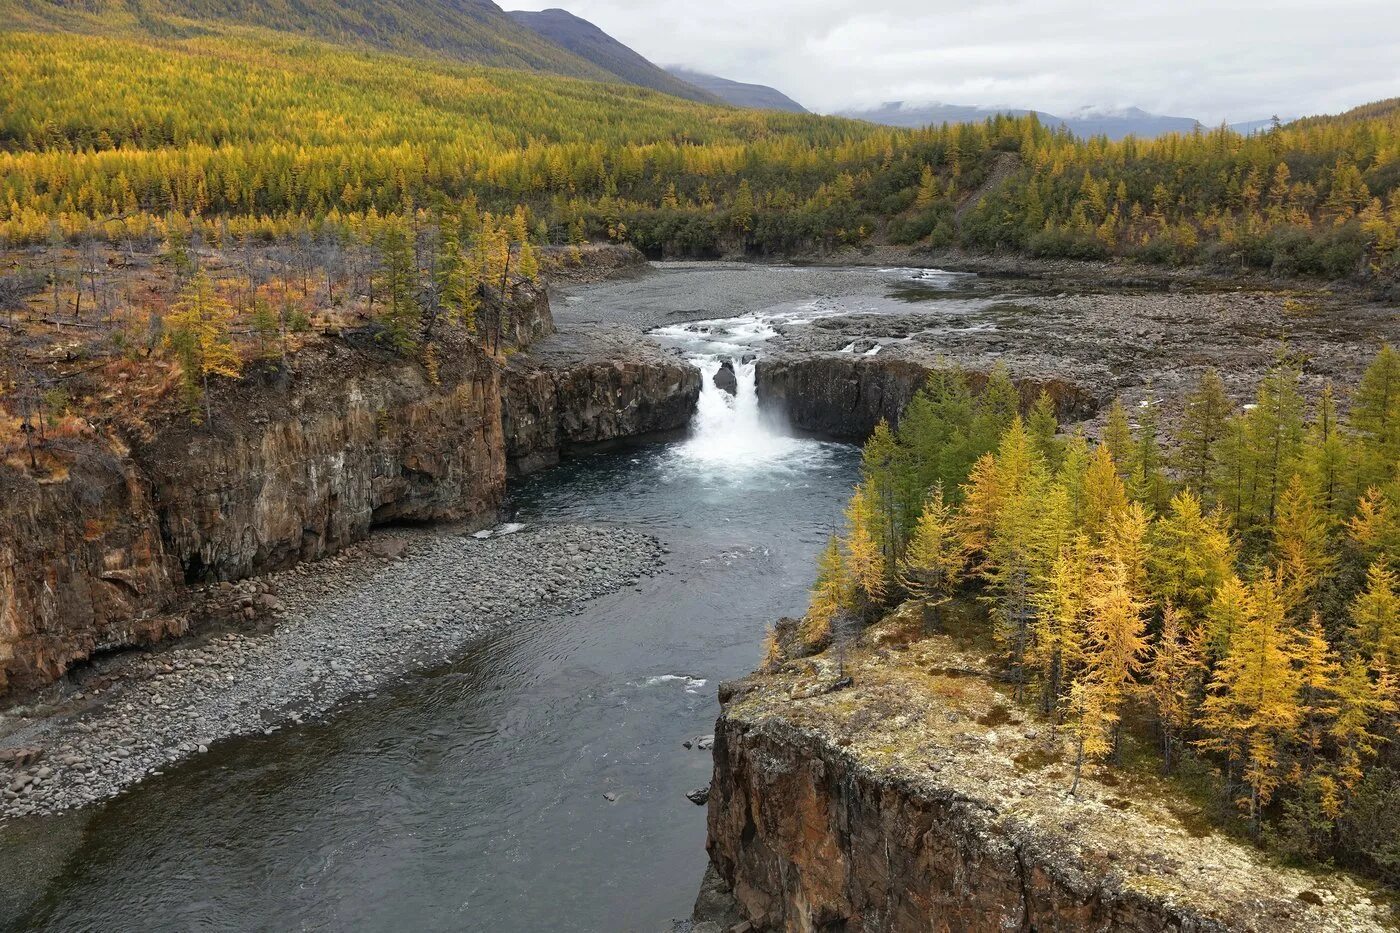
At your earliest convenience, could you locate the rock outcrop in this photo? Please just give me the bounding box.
[136,333,505,583]
[1,291,699,692]
[702,607,1390,932]
[0,458,182,692]
[756,353,1097,439]
[503,324,701,474]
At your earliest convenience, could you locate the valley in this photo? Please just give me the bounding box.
[2,0,1399,929]
[4,257,1394,929]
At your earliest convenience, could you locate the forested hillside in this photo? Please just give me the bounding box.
[0,0,610,77]
[1,25,1398,281]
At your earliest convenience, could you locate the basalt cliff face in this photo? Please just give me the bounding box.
[756,353,1098,439]
[1,287,693,694]
[700,608,1390,932]
[502,324,701,474]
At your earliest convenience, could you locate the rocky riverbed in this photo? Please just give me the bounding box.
[0,524,664,819]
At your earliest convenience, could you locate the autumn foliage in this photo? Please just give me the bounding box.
[802,348,1400,879]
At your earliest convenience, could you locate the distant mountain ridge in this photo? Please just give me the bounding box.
[507,8,718,102]
[1,0,614,79]
[838,101,1207,140]
[665,67,808,113]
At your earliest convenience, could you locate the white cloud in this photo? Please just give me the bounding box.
[508,0,1400,122]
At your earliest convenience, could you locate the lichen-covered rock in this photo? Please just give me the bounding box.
[705,618,1391,932]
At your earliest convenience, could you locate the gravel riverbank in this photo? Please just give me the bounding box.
[0,523,664,819]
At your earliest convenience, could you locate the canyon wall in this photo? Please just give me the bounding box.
[1,289,695,693]
[707,715,1230,932]
[502,324,701,474]
[756,353,1098,439]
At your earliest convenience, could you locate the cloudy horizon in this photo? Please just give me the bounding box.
[509,0,1399,122]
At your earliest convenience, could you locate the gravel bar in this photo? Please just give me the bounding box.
[0,523,664,819]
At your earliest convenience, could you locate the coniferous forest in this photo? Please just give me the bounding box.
[791,348,1400,883]
[1,28,1399,281]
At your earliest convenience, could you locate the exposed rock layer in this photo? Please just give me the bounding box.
[2,293,693,693]
[703,609,1390,932]
[503,324,701,474]
[756,353,1097,439]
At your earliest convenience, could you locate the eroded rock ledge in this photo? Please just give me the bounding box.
[703,606,1390,932]
[503,324,701,474]
[757,353,1097,439]
[1,290,695,693]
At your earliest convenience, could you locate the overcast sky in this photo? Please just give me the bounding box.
[509,0,1399,121]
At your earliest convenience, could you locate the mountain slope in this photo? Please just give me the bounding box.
[0,0,614,79]
[839,101,1202,140]
[507,8,717,103]
[666,67,808,113]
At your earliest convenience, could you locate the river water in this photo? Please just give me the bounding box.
[3,267,943,932]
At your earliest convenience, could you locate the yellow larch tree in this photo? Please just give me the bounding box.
[1148,489,1237,620]
[165,268,242,424]
[1197,573,1302,833]
[843,483,887,618]
[1031,534,1091,717]
[1350,560,1400,669]
[1147,603,1203,773]
[898,484,966,632]
[1273,473,1336,613]
[803,535,852,647]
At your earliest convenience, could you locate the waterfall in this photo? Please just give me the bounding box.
[674,356,803,468]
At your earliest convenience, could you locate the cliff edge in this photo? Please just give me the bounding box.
[704,604,1392,931]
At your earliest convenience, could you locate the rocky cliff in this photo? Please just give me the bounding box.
[137,333,505,584]
[0,456,182,693]
[2,289,697,693]
[702,606,1390,932]
[502,324,701,474]
[756,353,1098,439]
[0,330,505,692]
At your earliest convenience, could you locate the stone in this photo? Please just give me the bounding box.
[603,791,619,802]
[368,539,409,560]
[687,784,711,806]
[712,361,738,395]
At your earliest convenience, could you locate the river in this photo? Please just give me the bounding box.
[3,266,907,932]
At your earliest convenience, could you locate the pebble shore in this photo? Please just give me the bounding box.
[0,523,664,820]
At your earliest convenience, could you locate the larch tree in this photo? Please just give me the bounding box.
[1101,398,1135,477]
[1081,556,1150,753]
[374,218,422,353]
[1350,560,1399,669]
[1351,343,1400,489]
[1032,534,1091,717]
[165,268,241,424]
[843,483,888,619]
[898,484,965,632]
[1148,490,1236,620]
[1175,368,1232,503]
[1300,383,1352,515]
[1197,573,1302,834]
[1080,445,1130,543]
[1147,603,1203,773]
[803,535,851,647]
[1273,473,1337,613]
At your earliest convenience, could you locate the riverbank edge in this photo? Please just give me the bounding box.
[0,522,667,821]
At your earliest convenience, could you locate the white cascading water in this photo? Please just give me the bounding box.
[673,356,805,469]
